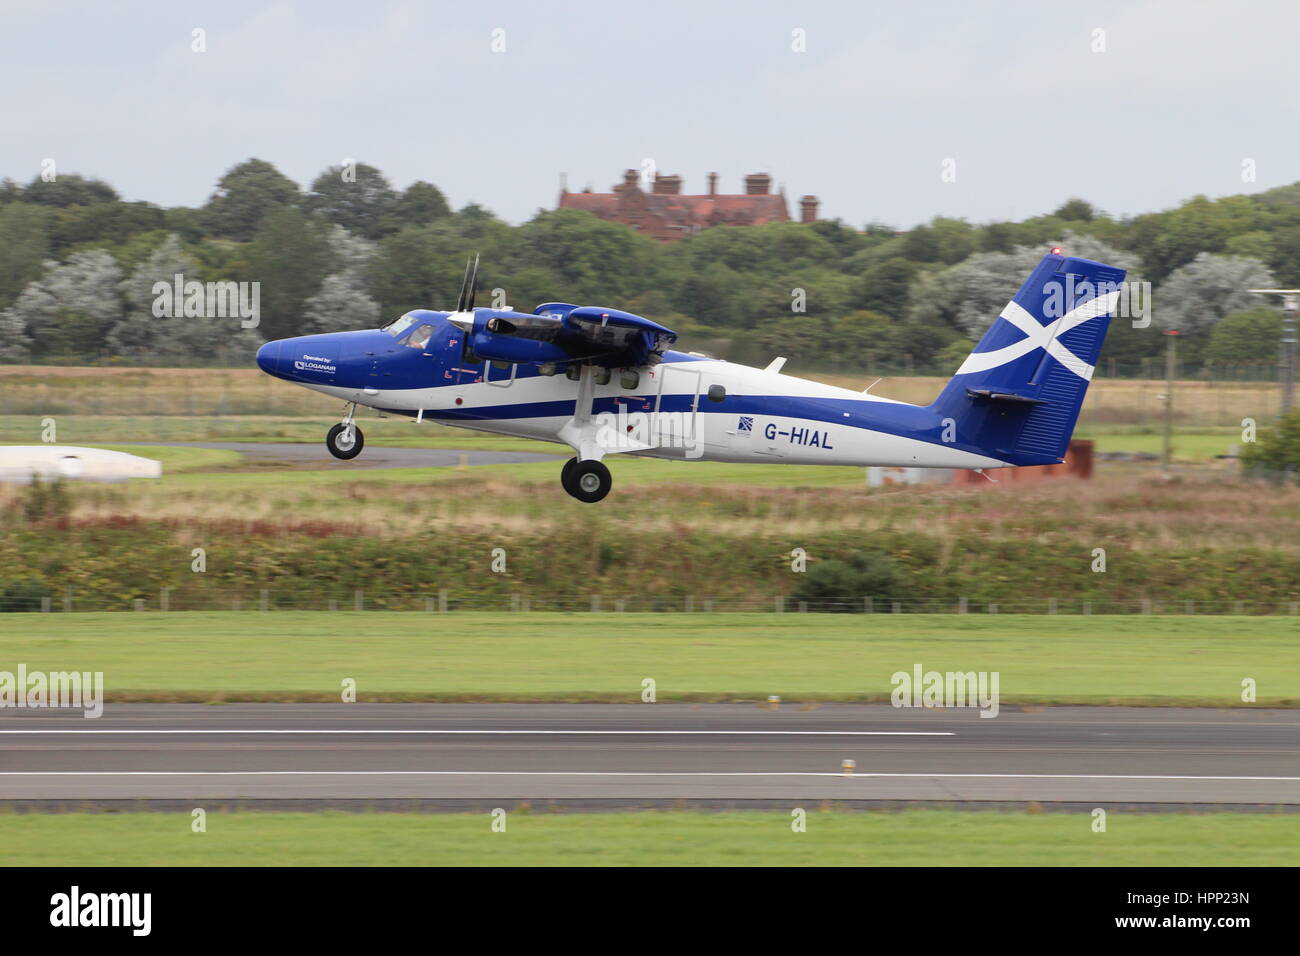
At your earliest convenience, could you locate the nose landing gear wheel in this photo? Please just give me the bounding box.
[566,459,611,503]
[326,423,364,459]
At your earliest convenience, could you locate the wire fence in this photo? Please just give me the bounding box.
[2,589,1297,616]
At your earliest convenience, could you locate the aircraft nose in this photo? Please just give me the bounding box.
[256,339,281,375]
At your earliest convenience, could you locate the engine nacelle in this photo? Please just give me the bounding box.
[468,310,574,365]
[464,305,677,368]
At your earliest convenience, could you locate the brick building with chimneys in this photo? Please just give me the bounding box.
[558,170,820,241]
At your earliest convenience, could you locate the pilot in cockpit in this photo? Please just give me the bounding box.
[406,324,434,350]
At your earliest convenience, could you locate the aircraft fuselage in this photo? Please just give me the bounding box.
[256,315,1007,471]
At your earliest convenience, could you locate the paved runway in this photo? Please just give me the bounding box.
[1,704,1297,805]
[136,441,563,470]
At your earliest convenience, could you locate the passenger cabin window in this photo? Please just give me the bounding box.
[405,325,435,350]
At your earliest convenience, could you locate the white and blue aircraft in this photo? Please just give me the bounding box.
[256,249,1125,502]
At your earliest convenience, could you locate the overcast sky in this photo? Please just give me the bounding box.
[4,0,1297,229]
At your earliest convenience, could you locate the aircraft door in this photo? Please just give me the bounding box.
[655,364,702,457]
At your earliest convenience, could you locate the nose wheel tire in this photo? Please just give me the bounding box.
[326,423,364,460]
[565,459,611,503]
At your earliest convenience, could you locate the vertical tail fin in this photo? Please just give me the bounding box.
[931,250,1125,466]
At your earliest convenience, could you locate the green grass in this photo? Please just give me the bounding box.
[141,455,869,490]
[0,415,549,454]
[1077,426,1242,461]
[0,414,1249,465]
[1,809,1294,866]
[0,442,242,475]
[4,612,1296,706]
[94,445,244,473]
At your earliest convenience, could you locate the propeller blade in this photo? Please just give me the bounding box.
[454,255,473,312]
[465,252,481,311]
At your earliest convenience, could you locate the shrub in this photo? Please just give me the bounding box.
[790,550,907,612]
[20,476,71,523]
[1241,407,1300,480]
[0,579,47,612]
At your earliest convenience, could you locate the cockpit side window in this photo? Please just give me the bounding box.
[405,324,435,350]
[384,313,421,338]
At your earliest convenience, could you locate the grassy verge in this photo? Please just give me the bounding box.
[0,416,547,453]
[0,414,1259,462]
[4,612,1296,706]
[96,445,244,473]
[1,809,1295,866]
[1074,426,1242,461]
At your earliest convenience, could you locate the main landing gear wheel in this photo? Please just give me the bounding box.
[561,457,578,495]
[326,423,364,460]
[566,459,612,503]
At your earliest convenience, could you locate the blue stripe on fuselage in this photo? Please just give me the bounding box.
[374,391,1025,463]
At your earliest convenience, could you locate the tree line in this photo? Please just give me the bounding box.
[2,157,1299,374]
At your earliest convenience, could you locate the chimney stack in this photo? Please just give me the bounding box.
[652,173,682,195]
[707,172,718,195]
[744,173,772,195]
[619,168,640,191]
[800,195,820,224]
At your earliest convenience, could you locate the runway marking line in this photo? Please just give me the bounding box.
[0,730,955,736]
[1,772,1297,781]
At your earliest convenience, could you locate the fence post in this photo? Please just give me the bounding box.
[591,595,601,613]
[684,595,694,613]
[1141,598,1151,615]
[1047,597,1057,615]
[1082,602,1091,615]
[438,589,448,614]
[160,587,170,613]
[987,603,998,614]
[40,596,51,613]
[64,589,72,613]
[798,601,808,613]
[958,596,968,614]
[354,589,364,612]
[775,596,784,614]
[260,589,269,612]
[864,596,873,614]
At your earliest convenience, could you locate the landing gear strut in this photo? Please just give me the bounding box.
[326,404,364,459]
[561,457,611,503]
